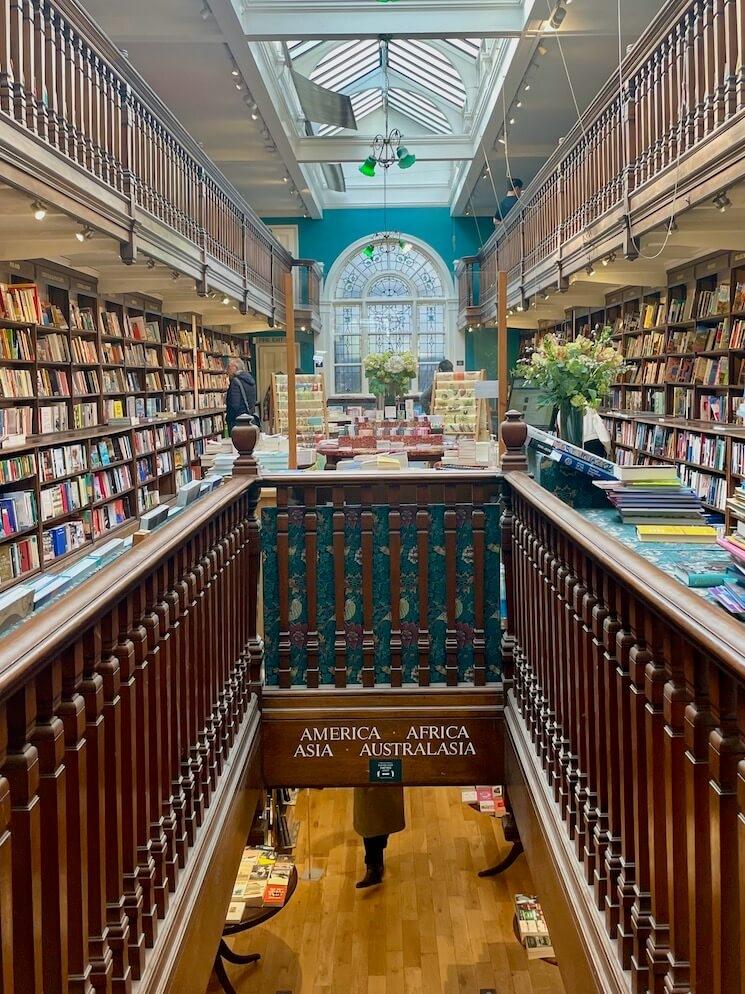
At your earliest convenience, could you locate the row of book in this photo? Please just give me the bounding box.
[627,330,665,357]
[732,441,745,476]
[42,518,87,564]
[40,476,91,522]
[0,532,40,582]
[91,466,132,502]
[676,430,727,470]
[681,465,727,509]
[641,302,667,329]
[664,355,729,385]
[37,332,70,363]
[137,486,161,515]
[0,491,38,537]
[0,452,35,484]
[0,367,34,398]
[669,324,729,354]
[37,368,70,397]
[72,336,99,364]
[0,283,41,324]
[0,327,33,361]
[91,497,131,539]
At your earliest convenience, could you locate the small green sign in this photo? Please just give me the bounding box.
[369,759,402,783]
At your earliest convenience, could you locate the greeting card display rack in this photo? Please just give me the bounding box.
[430,369,489,439]
[271,373,328,439]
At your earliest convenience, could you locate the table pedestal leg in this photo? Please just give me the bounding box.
[478,811,524,878]
[214,938,261,994]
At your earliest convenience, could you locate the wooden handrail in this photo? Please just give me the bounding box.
[0,475,258,702]
[504,470,745,678]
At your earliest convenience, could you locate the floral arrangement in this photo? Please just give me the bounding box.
[517,330,624,412]
[363,350,418,399]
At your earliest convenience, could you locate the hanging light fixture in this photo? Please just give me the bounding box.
[358,38,416,176]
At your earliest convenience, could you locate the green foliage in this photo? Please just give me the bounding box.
[517,330,624,411]
[363,350,418,398]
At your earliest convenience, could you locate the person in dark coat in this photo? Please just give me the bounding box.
[353,786,406,888]
[420,358,453,414]
[225,358,258,433]
[494,177,523,224]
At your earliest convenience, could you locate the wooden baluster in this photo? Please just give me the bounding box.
[20,0,36,132]
[276,485,291,689]
[80,624,114,989]
[360,489,376,688]
[143,574,168,919]
[643,621,672,990]
[4,682,42,994]
[723,0,737,116]
[627,603,652,993]
[444,486,458,688]
[8,0,26,123]
[32,659,68,994]
[164,555,187,868]
[693,0,706,142]
[31,0,46,139]
[416,485,431,687]
[0,703,11,994]
[708,667,743,994]
[59,642,91,994]
[668,22,682,164]
[98,609,131,992]
[578,556,599,880]
[563,539,581,839]
[246,485,263,697]
[498,480,516,688]
[703,0,716,134]
[592,569,614,910]
[610,584,635,961]
[43,2,59,148]
[304,486,320,689]
[545,527,561,789]
[660,634,693,994]
[712,0,727,125]
[110,598,145,980]
[684,9,697,150]
[0,0,12,116]
[332,485,347,689]
[55,11,69,156]
[652,48,664,175]
[183,548,204,834]
[388,487,403,689]
[204,527,221,785]
[174,547,194,852]
[471,484,486,688]
[126,583,156,949]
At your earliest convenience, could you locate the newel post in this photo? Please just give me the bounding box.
[500,409,529,472]
[499,411,528,689]
[232,415,259,477]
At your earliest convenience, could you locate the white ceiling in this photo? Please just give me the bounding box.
[82,0,665,218]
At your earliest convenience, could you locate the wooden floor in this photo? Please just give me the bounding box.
[207,787,567,994]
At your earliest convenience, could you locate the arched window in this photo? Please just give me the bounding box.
[332,242,447,394]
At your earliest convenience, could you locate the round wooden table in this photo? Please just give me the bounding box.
[214,865,299,994]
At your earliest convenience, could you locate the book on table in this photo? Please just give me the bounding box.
[636,525,718,543]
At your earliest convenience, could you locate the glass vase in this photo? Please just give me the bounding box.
[559,403,584,449]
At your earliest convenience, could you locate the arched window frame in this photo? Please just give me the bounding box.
[329,240,452,396]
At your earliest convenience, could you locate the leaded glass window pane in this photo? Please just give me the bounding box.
[367,304,413,354]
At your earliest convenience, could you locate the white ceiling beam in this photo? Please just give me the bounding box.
[295,135,473,162]
[239,0,528,39]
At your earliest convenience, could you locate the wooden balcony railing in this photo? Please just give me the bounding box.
[499,415,745,994]
[0,0,292,310]
[292,259,323,332]
[460,0,745,316]
[0,463,263,994]
[260,471,503,689]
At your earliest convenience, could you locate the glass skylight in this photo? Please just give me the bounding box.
[288,36,482,135]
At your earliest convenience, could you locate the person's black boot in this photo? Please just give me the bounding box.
[356,863,384,889]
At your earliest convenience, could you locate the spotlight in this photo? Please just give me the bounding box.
[586,263,595,276]
[251,108,259,120]
[31,200,46,221]
[359,156,377,178]
[75,225,93,242]
[541,290,550,301]
[231,67,240,77]
[146,257,156,269]
[524,83,531,91]
[509,117,516,125]
[498,137,506,145]
[714,191,731,212]
[516,100,523,108]
[199,5,211,19]
[282,176,289,183]
[300,325,307,332]
[549,3,566,29]
[235,82,243,91]
[396,146,416,170]
[222,296,230,305]
[537,43,548,55]
[516,302,524,313]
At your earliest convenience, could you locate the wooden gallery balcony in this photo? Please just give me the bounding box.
[458,0,745,321]
[1,420,744,993]
[0,0,294,321]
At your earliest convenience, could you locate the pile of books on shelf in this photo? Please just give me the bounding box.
[515,895,555,960]
[595,464,716,542]
[226,847,295,923]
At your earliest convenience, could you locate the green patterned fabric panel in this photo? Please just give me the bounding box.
[261,503,502,686]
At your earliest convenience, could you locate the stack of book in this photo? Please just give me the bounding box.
[596,464,716,542]
[713,520,745,615]
[226,847,295,923]
[515,895,555,960]
[461,785,507,817]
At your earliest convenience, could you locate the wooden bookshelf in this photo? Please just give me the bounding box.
[0,410,227,588]
[0,261,250,436]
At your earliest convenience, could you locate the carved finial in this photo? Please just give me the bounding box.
[232,414,259,476]
[500,410,528,472]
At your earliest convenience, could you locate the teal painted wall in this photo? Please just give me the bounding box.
[263,209,492,275]
[465,327,521,381]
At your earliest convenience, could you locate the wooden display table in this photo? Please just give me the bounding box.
[316,440,445,467]
[214,865,299,994]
